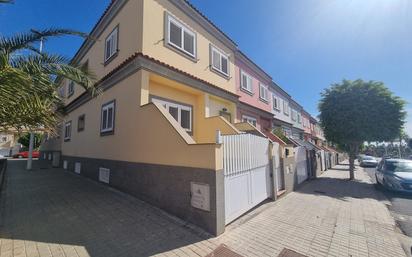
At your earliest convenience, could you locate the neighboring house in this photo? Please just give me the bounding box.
[235,50,273,132]
[0,132,19,156]
[290,99,304,140]
[269,82,293,137]
[301,111,312,141]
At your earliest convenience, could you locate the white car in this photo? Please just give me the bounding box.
[360,156,378,167]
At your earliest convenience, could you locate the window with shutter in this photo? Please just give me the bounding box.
[101,100,116,135]
[240,71,253,93]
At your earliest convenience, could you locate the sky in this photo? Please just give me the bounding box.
[1,0,411,135]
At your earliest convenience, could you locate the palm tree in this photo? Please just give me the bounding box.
[0,29,96,169]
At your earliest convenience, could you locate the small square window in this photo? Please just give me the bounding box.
[101,100,116,135]
[78,114,85,132]
[242,115,257,127]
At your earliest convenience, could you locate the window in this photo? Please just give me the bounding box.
[210,45,229,76]
[166,14,196,58]
[78,114,85,132]
[283,101,289,116]
[64,121,72,141]
[297,113,302,124]
[291,110,297,121]
[67,81,74,97]
[101,100,115,134]
[273,95,280,110]
[152,98,192,133]
[242,115,257,127]
[259,83,268,102]
[1,136,7,142]
[104,26,118,63]
[240,71,253,93]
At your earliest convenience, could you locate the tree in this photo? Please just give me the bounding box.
[0,28,96,169]
[319,79,406,180]
[18,132,43,149]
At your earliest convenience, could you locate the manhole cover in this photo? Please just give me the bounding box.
[205,244,244,257]
[278,248,308,257]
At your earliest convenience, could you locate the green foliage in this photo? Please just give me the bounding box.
[319,79,406,178]
[319,80,406,145]
[0,28,96,134]
[17,132,43,149]
[272,128,289,142]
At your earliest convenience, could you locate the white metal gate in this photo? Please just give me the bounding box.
[223,134,271,224]
[295,146,308,184]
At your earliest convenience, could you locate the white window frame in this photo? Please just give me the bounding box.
[259,83,269,102]
[152,98,192,133]
[240,70,253,93]
[283,101,290,116]
[104,26,118,62]
[64,121,71,141]
[166,13,197,59]
[101,101,115,133]
[297,113,302,124]
[210,45,229,76]
[242,115,257,127]
[273,95,280,111]
[67,81,74,97]
[291,110,297,121]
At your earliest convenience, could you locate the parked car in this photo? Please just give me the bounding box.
[357,154,366,162]
[359,156,378,167]
[376,159,412,192]
[12,151,39,159]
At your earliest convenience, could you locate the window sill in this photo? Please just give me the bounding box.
[259,97,269,104]
[100,130,114,137]
[210,67,230,80]
[165,43,198,63]
[273,107,281,112]
[104,51,119,66]
[240,87,254,96]
[64,138,71,142]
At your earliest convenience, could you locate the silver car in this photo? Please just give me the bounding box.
[376,159,412,192]
[360,156,378,167]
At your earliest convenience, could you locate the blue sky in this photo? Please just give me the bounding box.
[1,0,411,135]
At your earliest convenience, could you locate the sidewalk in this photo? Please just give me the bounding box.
[207,162,407,257]
[0,160,407,257]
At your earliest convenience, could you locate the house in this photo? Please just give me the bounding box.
[0,132,18,157]
[290,99,304,140]
[269,82,293,137]
[40,0,287,236]
[39,0,337,236]
[234,50,273,133]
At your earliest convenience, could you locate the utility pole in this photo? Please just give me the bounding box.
[26,37,43,171]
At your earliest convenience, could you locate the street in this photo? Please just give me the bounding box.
[0,160,407,257]
[364,166,412,237]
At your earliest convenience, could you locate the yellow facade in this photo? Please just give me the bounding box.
[50,0,243,169]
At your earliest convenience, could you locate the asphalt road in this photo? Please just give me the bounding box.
[364,166,412,237]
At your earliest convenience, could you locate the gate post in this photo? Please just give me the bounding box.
[269,142,278,201]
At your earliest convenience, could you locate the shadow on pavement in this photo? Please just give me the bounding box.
[0,160,210,257]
